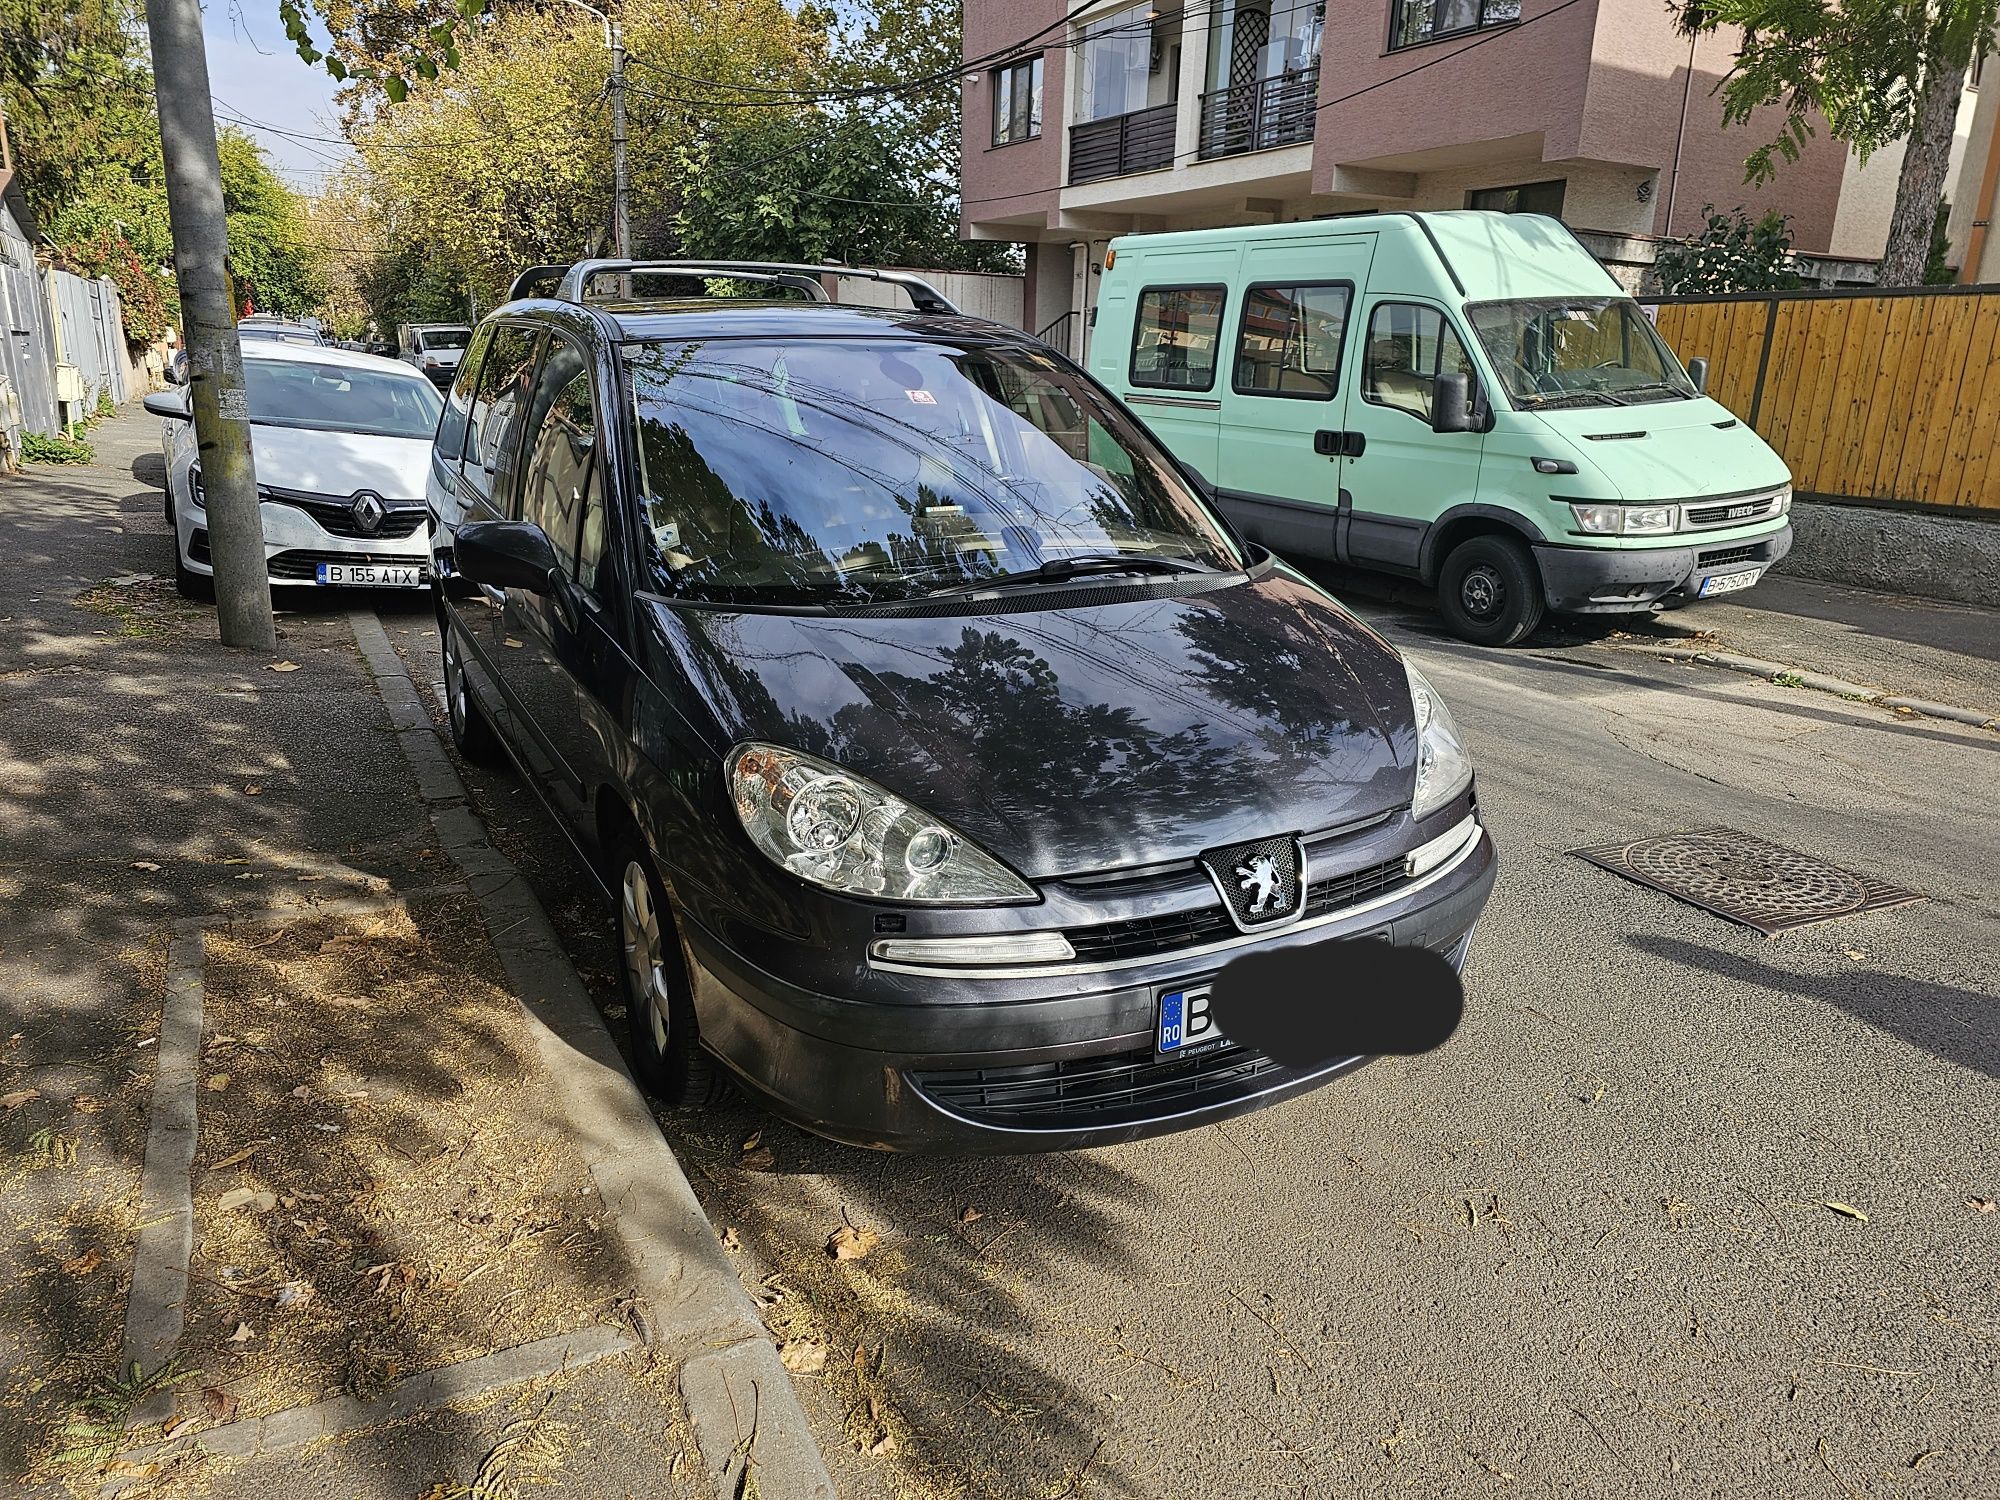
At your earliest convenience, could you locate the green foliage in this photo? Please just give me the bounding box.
[1654,205,1806,295]
[20,431,95,464]
[1924,196,1957,283]
[217,130,326,316]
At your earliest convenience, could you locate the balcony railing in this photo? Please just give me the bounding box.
[1068,102,1178,185]
[1197,65,1319,160]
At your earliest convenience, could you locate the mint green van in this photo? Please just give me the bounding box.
[1088,212,1793,645]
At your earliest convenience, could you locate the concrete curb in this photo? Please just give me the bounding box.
[347,612,835,1500]
[1614,641,2000,731]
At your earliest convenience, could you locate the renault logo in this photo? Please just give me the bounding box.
[351,491,386,534]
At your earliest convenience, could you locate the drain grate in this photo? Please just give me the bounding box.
[1569,827,1925,935]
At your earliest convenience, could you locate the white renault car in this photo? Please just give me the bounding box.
[145,342,443,599]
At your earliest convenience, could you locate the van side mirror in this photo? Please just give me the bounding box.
[1431,372,1476,435]
[455,520,560,593]
[1686,357,1709,394]
[143,390,190,420]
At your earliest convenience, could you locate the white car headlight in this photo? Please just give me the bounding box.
[1569,502,1681,535]
[1406,661,1473,823]
[727,743,1035,904]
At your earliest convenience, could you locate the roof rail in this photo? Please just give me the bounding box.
[546,259,962,315]
[505,264,574,302]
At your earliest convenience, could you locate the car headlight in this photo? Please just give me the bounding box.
[1406,661,1473,823]
[727,743,1036,904]
[1774,484,1792,515]
[187,465,205,510]
[1569,502,1680,535]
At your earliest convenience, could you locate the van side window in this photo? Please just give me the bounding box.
[517,338,596,579]
[1130,286,1226,392]
[1363,303,1475,423]
[1234,284,1351,399]
[461,325,543,515]
[433,323,494,462]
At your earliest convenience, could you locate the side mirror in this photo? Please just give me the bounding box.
[143,390,190,420]
[1431,371,1477,435]
[1686,357,1709,394]
[455,519,560,593]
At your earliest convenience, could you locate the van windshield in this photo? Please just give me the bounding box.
[419,329,471,350]
[624,338,1244,604]
[1466,298,1696,408]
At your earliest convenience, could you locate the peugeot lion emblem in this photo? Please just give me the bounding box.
[351,490,386,534]
[1236,854,1284,915]
[1200,835,1307,933]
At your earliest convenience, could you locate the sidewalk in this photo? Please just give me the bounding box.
[0,409,826,1497]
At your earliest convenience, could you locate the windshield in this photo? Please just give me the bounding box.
[239,326,320,346]
[243,358,443,439]
[625,337,1244,604]
[1466,298,1696,408]
[419,329,471,350]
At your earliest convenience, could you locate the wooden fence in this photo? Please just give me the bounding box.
[1641,285,2000,514]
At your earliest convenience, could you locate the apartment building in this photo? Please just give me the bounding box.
[961,0,1859,352]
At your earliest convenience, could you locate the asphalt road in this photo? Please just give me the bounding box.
[376,579,2000,1500]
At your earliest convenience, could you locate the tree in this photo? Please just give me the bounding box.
[1654,204,1806,294]
[1681,0,1998,286]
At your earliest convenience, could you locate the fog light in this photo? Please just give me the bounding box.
[869,932,1076,967]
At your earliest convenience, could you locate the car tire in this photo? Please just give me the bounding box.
[612,829,722,1110]
[441,623,506,767]
[173,548,213,602]
[1438,535,1544,647]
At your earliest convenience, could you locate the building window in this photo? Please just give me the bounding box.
[993,56,1044,145]
[1079,4,1179,122]
[1390,0,1521,51]
[1467,179,1567,216]
[1233,283,1351,399]
[1362,302,1475,423]
[1130,286,1227,390]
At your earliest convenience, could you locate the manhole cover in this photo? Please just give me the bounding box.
[1569,827,1924,934]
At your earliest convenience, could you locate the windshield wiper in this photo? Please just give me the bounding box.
[925,554,1215,597]
[1615,381,1696,402]
[1523,391,1622,410]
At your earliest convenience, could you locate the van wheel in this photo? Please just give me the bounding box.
[442,624,506,767]
[1438,535,1544,647]
[614,831,722,1110]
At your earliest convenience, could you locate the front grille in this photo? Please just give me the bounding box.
[910,1041,1312,1129]
[270,495,427,539]
[1202,834,1304,929]
[1698,543,1764,570]
[267,548,429,581]
[1063,852,1412,965]
[1685,495,1778,528]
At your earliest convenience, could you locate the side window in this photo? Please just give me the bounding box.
[576,477,609,595]
[461,326,543,513]
[434,323,494,461]
[1234,283,1351,399]
[518,339,597,579]
[1130,286,1226,391]
[1362,303,1475,423]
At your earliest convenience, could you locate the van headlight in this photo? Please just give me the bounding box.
[1569,502,1679,535]
[1407,661,1473,823]
[727,743,1036,904]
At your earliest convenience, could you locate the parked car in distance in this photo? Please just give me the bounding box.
[1090,212,1795,645]
[143,342,443,599]
[427,258,1495,1153]
[399,323,473,388]
[237,314,325,347]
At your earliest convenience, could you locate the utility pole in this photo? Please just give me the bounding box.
[562,0,630,260]
[143,0,276,651]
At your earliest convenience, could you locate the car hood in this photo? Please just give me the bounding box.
[1533,397,1792,502]
[647,568,1417,880]
[248,423,433,502]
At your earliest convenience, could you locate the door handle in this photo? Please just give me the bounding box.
[1312,430,1366,459]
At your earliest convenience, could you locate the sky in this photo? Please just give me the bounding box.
[200,6,354,191]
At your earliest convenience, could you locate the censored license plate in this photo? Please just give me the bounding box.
[316,563,422,588]
[1157,984,1225,1056]
[1698,567,1760,598]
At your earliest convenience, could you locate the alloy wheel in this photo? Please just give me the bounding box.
[620,860,671,1055]
[444,633,468,735]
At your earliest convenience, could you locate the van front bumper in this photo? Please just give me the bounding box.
[678,820,1496,1154]
[1534,524,1792,614]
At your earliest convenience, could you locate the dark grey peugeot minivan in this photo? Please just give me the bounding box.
[426,260,1495,1152]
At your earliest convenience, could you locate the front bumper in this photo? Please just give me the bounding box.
[681,818,1497,1153]
[178,499,432,589]
[1534,523,1793,614]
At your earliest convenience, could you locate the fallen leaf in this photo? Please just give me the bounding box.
[242,785,262,797]
[226,1321,256,1343]
[1824,1201,1869,1222]
[161,1414,197,1440]
[779,1338,829,1374]
[959,1206,983,1224]
[289,1085,314,1099]
[868,1433,899,1458]
[205,1073,231,1092]
[718,1226,743,1252]
[266,661,300,672]
[60,1248,102,1276]
[1968,1197,1997,1214]
[130,860,161,872]
[207,1144,260,1173]
[199,1385,239,1422]
[217,1187,277,1214]
[103,1458,160,1479]
[1,1089,38,1111]
[1844,949,1868,961]
[272,1279,314,1308]
[740,1146,776,1172]
[740,1131,762,1153]
[828,1225,882,1262]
